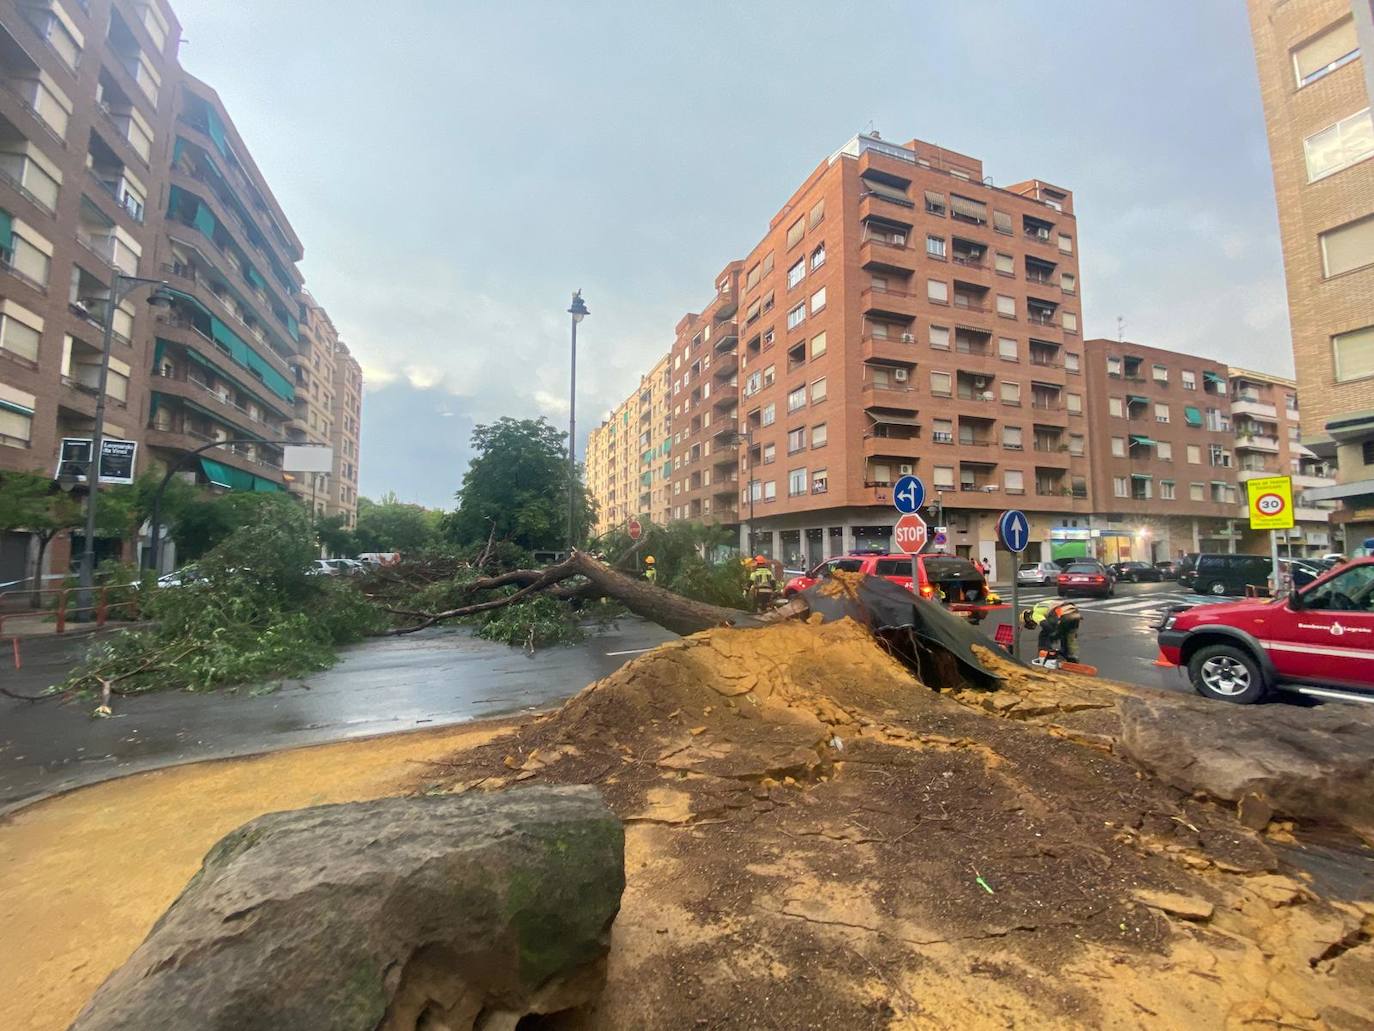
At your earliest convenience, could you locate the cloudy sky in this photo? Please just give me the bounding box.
[169,1,1288,508]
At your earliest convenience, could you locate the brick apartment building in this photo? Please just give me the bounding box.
[654,132,1091,575]
[0,0,362,579]
[1247,0,1374,548]
[328,339,362,527]
[289,294,361,527]
[1082,339,1240,562]
[586,352,669,535]
[1228,366,1338,555]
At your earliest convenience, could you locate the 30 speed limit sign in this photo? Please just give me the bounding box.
[1246,475,1294,531]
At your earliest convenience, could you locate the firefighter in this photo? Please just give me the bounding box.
[1021,599,1083,664]
[643,555,657,583]
[747,555,778,612]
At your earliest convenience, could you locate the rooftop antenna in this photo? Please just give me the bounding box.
[866,120,878,138]
[1117,316,1125,343]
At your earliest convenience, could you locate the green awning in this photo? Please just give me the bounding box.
[285,313,300,343]
[207,317,295,403]
[0,398,34,416]
[163,286,214,321]
[199,456,280,493]
[1203,371,1225,386]
[1129,435,1156,446]
[205,105,230,160]
[0,208,12,251]
[246,265,267,291]
[200,457,234,488]
[1130,473,1152,480]
[1184,406,1203,427]
[1126,395,1148,405]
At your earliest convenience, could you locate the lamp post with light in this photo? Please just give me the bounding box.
[76,274,174,616]
[566,291,589,553]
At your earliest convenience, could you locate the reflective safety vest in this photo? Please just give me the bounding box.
[1031,599,1080,624]
[750,567,776,588]
[644,567,657,582]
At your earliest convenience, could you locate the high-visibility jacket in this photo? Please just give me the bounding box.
[1029,599,1080,625]
[644,567,657,583]
[750,566,777,589]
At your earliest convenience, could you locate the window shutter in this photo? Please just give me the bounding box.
[1294,19,1359,83]
[1334,326,1374,381]
[950,195,987,222]
[1321,216,1374,277]
[993,210,1012,233]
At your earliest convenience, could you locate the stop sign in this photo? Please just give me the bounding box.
[628,518,643,541]
[894,513,928,554]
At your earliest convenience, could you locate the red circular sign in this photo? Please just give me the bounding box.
[894,513,928,555]
[1255,493,1286,517]
[628,519,643,541]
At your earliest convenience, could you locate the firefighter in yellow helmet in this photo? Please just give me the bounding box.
[1021,599,1082,663]
[747,555,778,612]
[643,555,657,583]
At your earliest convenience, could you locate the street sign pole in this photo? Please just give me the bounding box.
[1271,529,1281,597]
[997,509,1031,661]
[1010,553,1019,661]
[891,474,927,599]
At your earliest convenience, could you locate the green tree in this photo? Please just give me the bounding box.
[316,513,358,557]
[445,417,595,551]
[172,492,305,562]
[0,471,82,602]
[353,495,441,554]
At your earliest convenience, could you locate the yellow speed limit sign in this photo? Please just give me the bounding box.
[1246,475,1294,530]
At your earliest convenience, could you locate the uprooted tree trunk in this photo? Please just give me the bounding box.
[388,550,764,638]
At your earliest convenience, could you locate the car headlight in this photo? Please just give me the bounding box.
[1159,613,1177,631]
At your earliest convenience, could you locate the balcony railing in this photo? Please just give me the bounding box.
[1029,353,1060,367]
[951,253,986,268]
[1027,312,1057,326]
[952,297,988,312]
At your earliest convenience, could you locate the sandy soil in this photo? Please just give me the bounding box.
[0,720,516,1031]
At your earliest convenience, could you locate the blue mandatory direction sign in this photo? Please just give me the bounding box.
[997,509,1031,553]
[892,474,925,514]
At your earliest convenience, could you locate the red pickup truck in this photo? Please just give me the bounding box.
[1156,556,1374,704]
[782,552,1005,623]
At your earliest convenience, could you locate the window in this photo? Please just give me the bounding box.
[1293,18,1360,87]
[927,279,948,303]
[764,480,777,501]
[926,235,946,258]
[1187,444,1201,464]
[1065,351,1080,373]
[1062,312,1078,332]
[788,468,807,496]
[1180,370,1196,391]
[762,402,775,426]
[811,377,827,402]
[1111,437,1126,457]
[0,303,42,362]
[1113,477,1128,498]
[924,191,946,216]
[1005,469,1024,493]
[1304,109,1374,181]
[930,371,952,396]
[812,422,827,447]
[809,198,825,228]
[0,395,33,444]
[810,286,826,313]
[810,242,826,270]
[25,74,72,139]
[933,465,955,489]
[810,332,827,359]
[1000,381,1020,404]
[932,418,953,443]
[1061,272,1076,294]
[1107,356,1122,376]
[1333,326,1374,381]
[0,146,61,211]
[1109,397,1124,418]
[870,463,891,485]
[1186,482,1203,502]
[1003,425,1023,449]
[1210,445,1231,468]
[1068,433,1084,455]
[994,252,1014,274]
[993,210,1013,235]
[1155,403,1170,423]
[763,252,774,274]
[998,337,1018,360]
[5,224,52,287]
[1058,234,1073,254]
[787,427,805,452]
[787,217,805,248]
[787,258,805,289]
[1152,364,1168,383]
[1066,392,1082,414]
[950,194,987,224]
[745,298,761,323]
[812,468,828,493]
[1157,441,1173,461]
[746,263,761,290]
[996,294,1016,317]
[787,302,805,330]
[929,325,949,349]
[787,385,806,412]
[1160,480,1175,500]
[1366,439,1374,465]
[762,443,776,464]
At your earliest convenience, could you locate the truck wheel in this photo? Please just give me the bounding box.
[1188,644,1266,704]
[1208,581,1228,596]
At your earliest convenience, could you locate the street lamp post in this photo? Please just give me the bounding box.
[567,290,589,554]
[77,274,172,615]
[724,427,755,554]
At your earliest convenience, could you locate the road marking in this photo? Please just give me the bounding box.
[604,647,655,656]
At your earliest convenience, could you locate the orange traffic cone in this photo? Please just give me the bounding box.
[1150,648,1174,669]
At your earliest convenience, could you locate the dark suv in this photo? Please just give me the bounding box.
[1177,553,1272,597]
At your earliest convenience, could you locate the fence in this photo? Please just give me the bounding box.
[0,586,141,635]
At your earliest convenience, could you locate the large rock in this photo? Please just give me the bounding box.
[1117,693,1374,837]
[71,786,624,1031]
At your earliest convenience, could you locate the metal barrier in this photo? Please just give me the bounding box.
[0,586,141,637]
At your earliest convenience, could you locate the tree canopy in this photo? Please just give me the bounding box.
[444,417,595,551]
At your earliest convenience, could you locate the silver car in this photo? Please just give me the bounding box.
[1017,561,1060,586]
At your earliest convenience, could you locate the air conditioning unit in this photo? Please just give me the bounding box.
[973,376,988,389]
[981,485,1000,493]
[901,333,915,343]
[893,368,909,382]
[899,464,915,475]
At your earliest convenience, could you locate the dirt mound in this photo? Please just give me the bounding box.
[422,620,1374,1029]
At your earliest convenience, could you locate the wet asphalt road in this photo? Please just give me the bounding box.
[0,618,675,813]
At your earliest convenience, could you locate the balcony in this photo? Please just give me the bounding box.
[861,333,918,364]
[1235,434,1279,454]
[859,231,913,273]
[1230,397,1278,420]
[1292,472,1336,490]
[861,285,919,320]
[712,351,738,378]
[863,378,917,406]
[858,188,916,227]
[1026,309,1057,327]
[712,319,738,349]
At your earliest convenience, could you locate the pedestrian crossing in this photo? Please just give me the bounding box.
[1006,588,1207,622]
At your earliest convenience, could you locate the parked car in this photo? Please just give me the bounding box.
[1057,560,1115,598]
[1177,553,1273,597]
[1156,555,1374,703]
[1154,560,1178,580]
[309,559,340,577]
[782,552,1005,623]
[1017,561,1060,586]
[1111,561,1164,583]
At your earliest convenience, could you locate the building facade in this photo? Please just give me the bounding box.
[0,0,362,574]
[1227,366,1338,556]
[1247,0,1374,548]
[586,351,670,536]
[328,339,361,527]
[1082,339,1240,562]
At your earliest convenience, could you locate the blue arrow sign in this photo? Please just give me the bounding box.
[997,509,1030,553]
[892,474,925,514]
